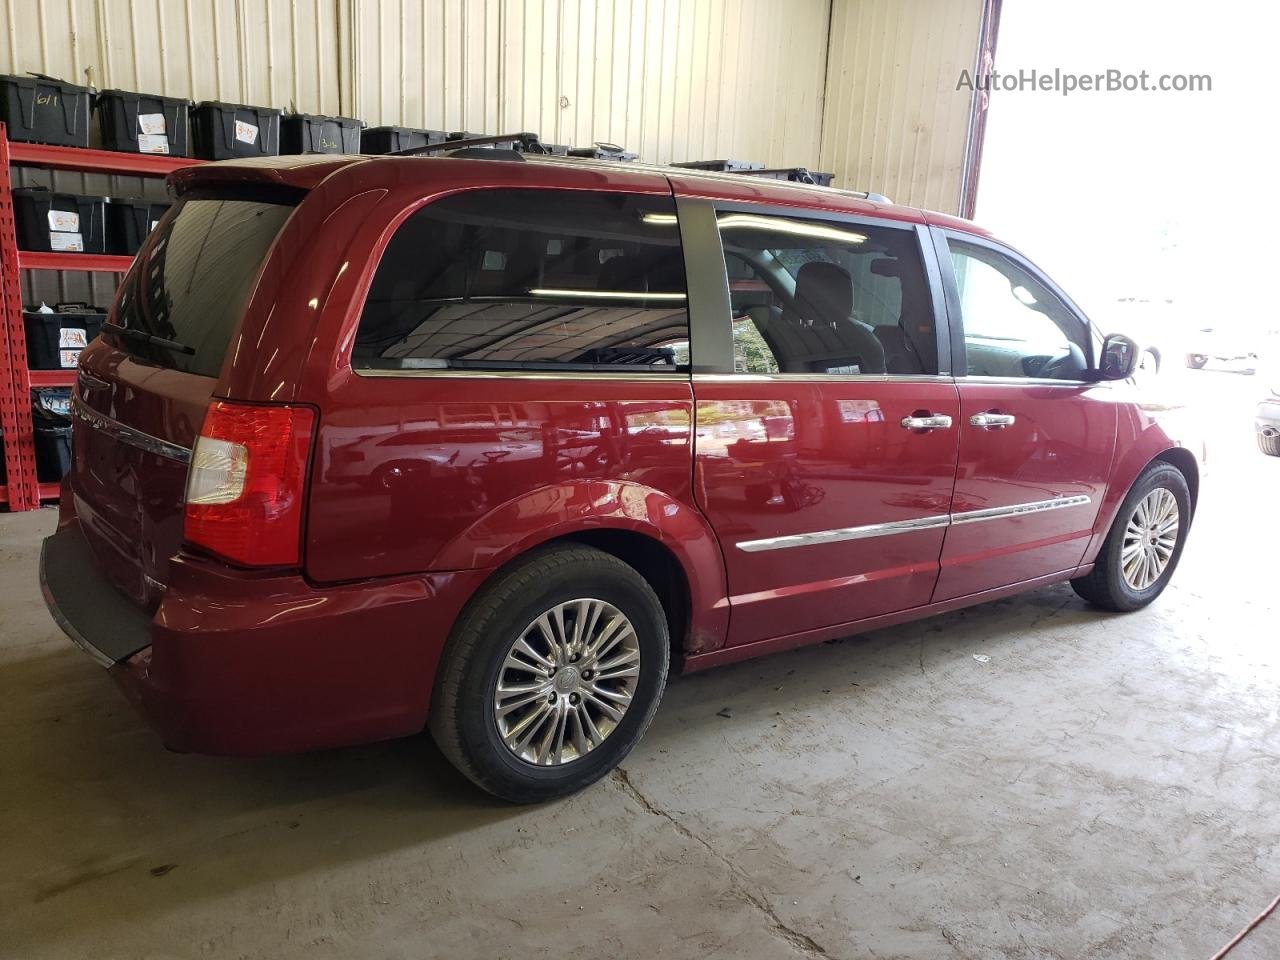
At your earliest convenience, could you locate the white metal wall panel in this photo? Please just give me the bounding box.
[2,1,977,212]
[820,0,982,210]
[351,0,829,164]
[0,0,341,113]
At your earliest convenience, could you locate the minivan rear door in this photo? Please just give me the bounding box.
[72,192,296,609]
[677,193,960,647]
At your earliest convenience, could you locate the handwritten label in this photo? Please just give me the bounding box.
[48,210,80,232]
[59,328,88,349]
[137,112,167,135]
[234,120,259,145]
[59,349,83,368]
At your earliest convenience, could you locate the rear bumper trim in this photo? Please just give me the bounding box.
[40,522,154,667]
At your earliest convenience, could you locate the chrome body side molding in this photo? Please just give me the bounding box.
[736,495,1092,553]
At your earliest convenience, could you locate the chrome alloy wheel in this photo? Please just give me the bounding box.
[493,599,641,766]
[1121,488,1179,591]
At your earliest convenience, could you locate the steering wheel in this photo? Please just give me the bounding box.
[1038,342,1087,380]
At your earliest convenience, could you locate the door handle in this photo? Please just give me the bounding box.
[900,414,954,431]
[969,412,1017,429]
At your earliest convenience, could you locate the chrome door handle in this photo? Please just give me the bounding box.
[969,412,1017,429]
[900,414,954,430]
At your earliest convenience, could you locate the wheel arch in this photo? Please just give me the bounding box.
[1153,446,1199,519]
[432,479,731,659]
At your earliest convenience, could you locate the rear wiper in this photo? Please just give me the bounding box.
[104,320,196,356]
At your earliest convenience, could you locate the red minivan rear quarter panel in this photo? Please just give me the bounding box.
[290,160,727,645]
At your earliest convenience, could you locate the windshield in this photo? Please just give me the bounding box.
[110,196,295,377]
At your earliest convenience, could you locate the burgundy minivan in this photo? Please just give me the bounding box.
[41,152,1204,801]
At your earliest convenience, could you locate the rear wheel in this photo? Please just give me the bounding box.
[1259,429,1280,457]
[428,543,669,803]
[1186,353,1208,369]
[1071,462,1191,612]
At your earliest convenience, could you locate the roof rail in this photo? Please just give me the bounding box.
[390,132,549,156]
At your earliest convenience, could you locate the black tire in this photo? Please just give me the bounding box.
[428,543,669,803]
[1071,462,1191,612]
[1186,353,1208,369]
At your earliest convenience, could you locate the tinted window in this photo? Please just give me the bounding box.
[355,190,689,373]
[111,197,294,377]
[949,239,1089,380]
[716,211,937,375]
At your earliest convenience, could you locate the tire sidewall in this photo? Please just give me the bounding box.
[456,555,669,798]
[1103,465,1191,610]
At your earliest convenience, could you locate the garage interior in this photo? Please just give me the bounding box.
[2,1,1277,958]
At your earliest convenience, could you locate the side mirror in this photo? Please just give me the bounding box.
[1092,333,1139,381]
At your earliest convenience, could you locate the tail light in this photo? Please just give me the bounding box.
[184,402,316,566]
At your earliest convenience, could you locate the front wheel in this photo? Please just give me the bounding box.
[1071,462,1191,612]
[1186,353,1208,369]
[428,544,669,803]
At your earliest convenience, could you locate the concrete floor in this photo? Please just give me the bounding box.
[2,369,1277,960]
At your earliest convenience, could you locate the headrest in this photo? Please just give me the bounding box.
[793,260,852,324]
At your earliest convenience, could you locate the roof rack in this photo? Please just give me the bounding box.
[390,132,551,156]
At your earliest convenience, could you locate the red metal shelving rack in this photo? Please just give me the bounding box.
[0,123,202,510]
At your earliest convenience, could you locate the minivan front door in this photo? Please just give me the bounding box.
[678,197,960,648]
[932,230,1115,600]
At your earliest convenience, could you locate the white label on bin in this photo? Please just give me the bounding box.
[137,112,167,135]
[48,210,79,232]
[59,348,82,368]
[234,120,259,145]
[59,328,88,349]
[49,232,84,252]
[138,133,170,154]
[47,396,72,416]
[149,220,160,232]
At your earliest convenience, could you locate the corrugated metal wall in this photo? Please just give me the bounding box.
[819,0,984,212]
[1,0,983,246]
[1,0,343,111]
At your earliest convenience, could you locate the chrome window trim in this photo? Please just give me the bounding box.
[735,495,1091,552]
[352,368,692,382]
[72,397,192,464]
[693,373,954,385]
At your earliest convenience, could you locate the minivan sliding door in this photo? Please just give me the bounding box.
[679,196,960,648]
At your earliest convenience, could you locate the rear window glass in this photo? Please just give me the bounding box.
[110,196,294,377]
[354,189,689,373]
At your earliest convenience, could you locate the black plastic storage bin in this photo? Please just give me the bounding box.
[0,74,93,146]
[105,198,170,255]
[747,167,835,186]
[190,101,281,159]
[280,113,362,154]
[672,159,764,172]
[33,388,73,483]
[360,126,446,154]
[537,142,569,156]
[95,88,191,156]
[567,144,638,161]
[24,304,106,370]
[12,187,107,253]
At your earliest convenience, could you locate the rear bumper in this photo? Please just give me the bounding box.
[41,519,487,755]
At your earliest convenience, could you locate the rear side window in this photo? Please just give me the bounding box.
[354,189,689,373]
[717,210,937,376]
[111,196,295,377]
